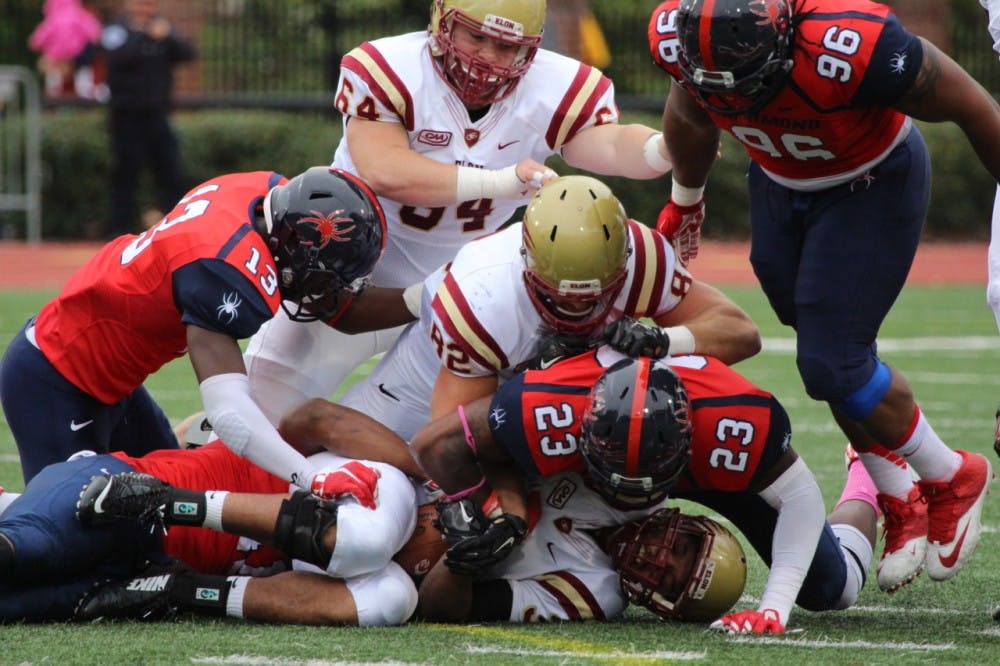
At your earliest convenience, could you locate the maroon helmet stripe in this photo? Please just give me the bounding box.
[626,357,651,476]
[699,0,718,71]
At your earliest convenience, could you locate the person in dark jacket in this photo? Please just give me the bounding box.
[101,0,195,238]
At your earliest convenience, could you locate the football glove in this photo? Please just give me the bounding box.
[434,499,527,575]
[518,332,595,372]
[709,608,785,635]
[602,316,670,358]
[656,198,705,266]
[310,461,380,509]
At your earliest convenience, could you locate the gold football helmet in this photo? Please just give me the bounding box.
[608,509,747,623]
[429,0,545,107]
[521,175,630,335]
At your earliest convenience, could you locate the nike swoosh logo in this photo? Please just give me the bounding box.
[538,357,560,370]
[546,541,557,563]
[498,140,519,150]
[377,383,400,401]
[937,522,970,568]
[70,419,94,432]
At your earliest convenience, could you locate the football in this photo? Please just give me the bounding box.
[393,503,447,583]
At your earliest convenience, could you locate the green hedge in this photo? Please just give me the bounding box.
[25,108,997,240]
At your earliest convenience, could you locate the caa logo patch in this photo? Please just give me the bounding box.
[196,587,221,601]
[172,501,198,516]
[546,477,577,509]
[417,129,452,147]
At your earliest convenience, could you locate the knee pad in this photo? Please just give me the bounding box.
[346,561,418,626]
[273,491,338,569]
[836,361,892,422]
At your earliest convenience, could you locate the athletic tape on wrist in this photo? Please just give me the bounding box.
[661,325,695,355]
[670,177,704,207]
[643,132,672,173]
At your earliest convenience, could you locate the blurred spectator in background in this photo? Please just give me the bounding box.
[101,0,195,238]
[28,0,103,99]
[541,0,610,68]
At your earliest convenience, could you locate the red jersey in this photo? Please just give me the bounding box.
[35,172,286,403]
[648,0,923,186]
[113,442,290,575]
[488,351,791,494]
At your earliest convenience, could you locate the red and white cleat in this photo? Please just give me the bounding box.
[876,485,927,593]
[919,450,992,582]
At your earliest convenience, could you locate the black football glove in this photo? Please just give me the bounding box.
[433,500,527,575]
[516,332,595,372]
[602,316,670,358]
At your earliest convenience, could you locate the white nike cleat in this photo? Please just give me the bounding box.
[919,451,992,581]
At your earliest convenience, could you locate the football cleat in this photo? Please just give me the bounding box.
[919,451,992,581]
[74,560,187,622]
[875,486,927,593]
[76,472,171,530]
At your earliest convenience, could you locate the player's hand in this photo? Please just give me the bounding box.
[515,159,558,193]
[445,515,528,575]
[310,461,380,509]
[710,608,785,635]
[602,316,670,358]
[656,198,705,266]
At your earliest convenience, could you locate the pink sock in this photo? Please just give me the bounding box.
[837,452,881,516]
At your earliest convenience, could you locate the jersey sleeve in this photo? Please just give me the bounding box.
[853,13,924,106]
[545,62,619,151]
[173,259,276,339]
[338,42,415,129]
[488,373,540,475]
[430,269,512,378]
[620,220,690,320]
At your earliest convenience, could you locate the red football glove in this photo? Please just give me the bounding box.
[310,461,381,509]
[709,608,785,635]
[656,198,705,266]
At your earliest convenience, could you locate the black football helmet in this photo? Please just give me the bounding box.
[607,508,747,622]
[264,167,386,322]
[675,0,795,116]
[580,357,692,509]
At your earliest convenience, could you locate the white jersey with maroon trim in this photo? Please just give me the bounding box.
[496,473,658,622]
[332,31,621,287]
[338,220,690,442]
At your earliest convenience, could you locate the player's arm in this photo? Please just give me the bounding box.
[429,367,498,420]
[412,395,508,504]
[346,117,553,206]
[328,286,416,334]
[661,83,721,190]
[187,326,316,488]
[561,122,673,179]
[892,38,1000,182]
[278,398,425,480]
[417,554,516,622]
[651,278,761,365]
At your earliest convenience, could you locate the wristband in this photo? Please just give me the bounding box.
[456,165,525,201]
[642,132,672,173]
[402,281,423,318]
[661,325,695,355]
[670,177,705,207]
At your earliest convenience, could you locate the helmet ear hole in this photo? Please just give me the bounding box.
[267,167,387,323]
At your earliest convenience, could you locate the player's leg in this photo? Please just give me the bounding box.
[110,385,179,457]
[0,319,116,482]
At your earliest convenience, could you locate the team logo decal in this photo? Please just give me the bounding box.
[749,0,788,29]
[464,128,481,147]
[417,129,452,147]
[300,209,356,248]
[216,292,242,323]
[489,406,507,429]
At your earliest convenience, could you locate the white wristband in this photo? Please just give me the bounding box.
[402,281,423,318]
[456,165,526,201]
[662,325,695,355]
[670,176,704,207]
[642,132,672,173]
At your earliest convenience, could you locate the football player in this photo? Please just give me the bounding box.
[648,0,994,593]
[0,397,426,625]
[412,352,879,633]
[241,0,679,426]
[0,167,414,498]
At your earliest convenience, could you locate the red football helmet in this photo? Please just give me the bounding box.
[429,0,545,107]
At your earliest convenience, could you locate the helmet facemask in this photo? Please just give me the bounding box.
[429,0,544,107]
